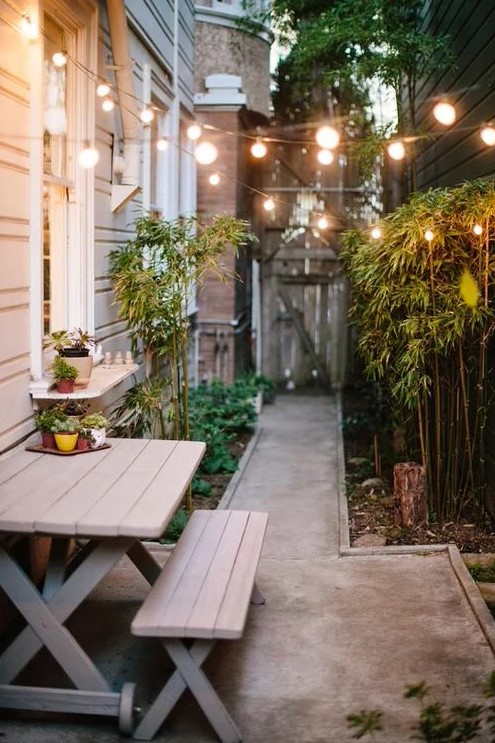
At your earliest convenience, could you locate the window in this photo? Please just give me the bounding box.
[42,13,71,335]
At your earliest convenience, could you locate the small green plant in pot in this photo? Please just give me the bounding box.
[80,412,109,449]
[51,415,79,452]
[49,356,78,394]
[34,407,66,448]
[46,328,96,387]
[76,426,93,451]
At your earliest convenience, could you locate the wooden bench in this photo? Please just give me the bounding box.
[131,508,268,742]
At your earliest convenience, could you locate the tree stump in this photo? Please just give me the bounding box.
[394,462,428,527]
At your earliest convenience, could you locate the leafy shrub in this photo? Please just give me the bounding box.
[163,509,188,543]
[347,674,495,741]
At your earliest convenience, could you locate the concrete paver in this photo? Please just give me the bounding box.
[2,394,495,742]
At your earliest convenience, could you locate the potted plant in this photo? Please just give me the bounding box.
[49,356,79,394]
[51,415,79,452]
[80,412,109,449]
[34,407,65,449]
[53,399,90,420]
[46,328,96,387]
[76,426,93,451]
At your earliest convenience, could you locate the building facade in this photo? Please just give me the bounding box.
[193,0,271,383]
[0,0,196,453]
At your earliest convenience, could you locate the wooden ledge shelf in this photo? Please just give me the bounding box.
[30,364,139,401]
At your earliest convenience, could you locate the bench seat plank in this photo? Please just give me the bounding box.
[131,510,268,640]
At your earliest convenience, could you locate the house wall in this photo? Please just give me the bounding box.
[0,0,196,453]
[415,0,495,189]
[0,6,38,451]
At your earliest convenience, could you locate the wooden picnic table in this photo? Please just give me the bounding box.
[0,437,205,732]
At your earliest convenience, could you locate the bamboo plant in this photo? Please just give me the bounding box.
[341,179,495,523]
[108,213,255,510]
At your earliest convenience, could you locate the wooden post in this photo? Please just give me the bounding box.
[394,462,428,527]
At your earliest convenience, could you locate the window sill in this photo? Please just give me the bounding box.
[30,363,139,401]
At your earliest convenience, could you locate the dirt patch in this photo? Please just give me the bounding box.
[343,388,495,554]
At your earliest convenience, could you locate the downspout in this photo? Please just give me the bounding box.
[106,0,141,209]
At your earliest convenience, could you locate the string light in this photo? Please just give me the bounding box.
[370,226,382,239]
[315,125,340,150]
[78,142,99,169]
[195,141,218,165]
[20,15,38,40]
[473,223,483,235]
[251,137,267,159]
[140,108,154,125]
[52,51,68,67]
[102,98,114,112]
[96,82,111,98]
[263,197,275,211]
[209,173,220,186]
[387,141,406,160]
[480,125,495,146]
[317,216,329,230]
[433,101,456,126]
[187,124,202,140]
[317,149,334,165]
[424,229,434,242]
[156,137,169,151]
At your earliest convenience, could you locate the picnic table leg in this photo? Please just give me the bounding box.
[0,539,133,686]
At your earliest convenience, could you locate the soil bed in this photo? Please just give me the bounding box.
[192,429,253,512]
[343,389,495,554]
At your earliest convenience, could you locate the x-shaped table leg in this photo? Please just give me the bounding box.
[0,538,135,689]
[133,639,241,743]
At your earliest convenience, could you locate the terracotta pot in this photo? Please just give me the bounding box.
[76,437,90,451]
[56,379,75,394]
[41,432,56,449]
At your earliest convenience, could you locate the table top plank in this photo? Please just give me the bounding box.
[118,441,206,538]
[0,439,205,539]
[75,440,184,537]
[0,450,114,533]
[34,439,148,535]
[0,449,44,487]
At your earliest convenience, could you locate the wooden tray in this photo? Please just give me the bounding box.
[26,443,111,457]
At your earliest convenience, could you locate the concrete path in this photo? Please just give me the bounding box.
[2,394,495,742]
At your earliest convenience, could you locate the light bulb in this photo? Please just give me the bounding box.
[317,149,334,165]
[78,143,99,169]
[251,138,267,158]
[424,229,434,242]
[187,124,202,140]
[388,141,406,160]
[96,82,110,98]
[52,51,68,67]
[195,141,218,165]
[317,216,329,230]
[102,98,114,112]
[20,16,37,40]
[370,226,382,240]
[480,125,495,146]
[263,197,275,212]
[433,101,456,126]
[315,125,340,150]
[209,173,220,186]
[140,108,154,125]
[473,224,483,236]
[156,138,169,151]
